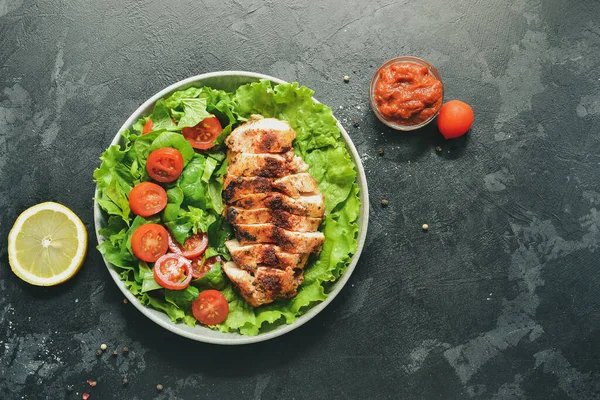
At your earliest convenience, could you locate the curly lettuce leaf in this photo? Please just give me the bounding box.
[164,205,216,245]
[97,216,133,269]
[93,140,136,223]
[132,115,151,134]
[178,98,212,128]
[164,87,203,109]
[150,99,178,131]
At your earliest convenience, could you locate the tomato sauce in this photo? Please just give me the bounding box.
[373,62,443,126]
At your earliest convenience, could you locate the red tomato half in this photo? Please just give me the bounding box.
[142,119,154,134]
[168,232,208,259]
[182,116,223,150]
[153,253,192,290]
[128,182,167,217]
[437,100,474,139]
[191,255,223,279]
[146,147,184,183]
[131,224,169,262]
[192,290,229,325]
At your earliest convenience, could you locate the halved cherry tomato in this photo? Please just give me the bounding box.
[153,253,192,290]
[192,289,229,325]
[191,255,223,279]
[182,116,223,150]
[146,147,184,183]
[131,224,169,262]
[437,100,474,139]
[128,182,167,217]
[168,232,208,259]
[142,119,154,134]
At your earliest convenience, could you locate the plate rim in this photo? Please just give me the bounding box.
[93,70,370,345]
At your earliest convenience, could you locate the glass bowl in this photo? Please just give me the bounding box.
[369,56,444,131]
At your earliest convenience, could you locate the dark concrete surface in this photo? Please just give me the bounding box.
[2,0,600,399]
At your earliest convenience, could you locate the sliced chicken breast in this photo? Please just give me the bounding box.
[225,116,295,154]
[222,115,326,307]
[225,239,302,270]
[222,261,303,307]
[222,176,272,204]
[273,173,319,197]
[231,193,325,218]
[234,224,325,254]
[226,207,322,232]
[223,173,319,203]
[227,151,308,178]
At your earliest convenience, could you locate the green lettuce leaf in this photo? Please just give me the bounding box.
[93,141,136,223]
[97,216,134,269]
[132,115,151,134]
[164,87,212,128]
[193,261,227,290]
[178,98,212,128]
[149,131,195,167]
[178,154,208,209]
[164,87,203,109]
[150,99,178,131]
[164,205,216,245]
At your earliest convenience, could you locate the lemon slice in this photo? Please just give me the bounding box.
[8,202,88,286]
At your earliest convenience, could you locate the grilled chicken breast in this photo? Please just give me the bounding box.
[227,151,308,178]
[223,173,319,202]
[221,262,304,307]
[222,115,325,307]
[234,224,324,253]
[225,115,295,154]
[226,239,302,270]
[226,207,322,232]
[232,193,325,218]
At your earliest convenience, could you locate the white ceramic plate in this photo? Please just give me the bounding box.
[93,71,369,345]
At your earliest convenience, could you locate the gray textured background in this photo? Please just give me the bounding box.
[1,0,600,399]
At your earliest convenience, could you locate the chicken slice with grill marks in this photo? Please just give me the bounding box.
[221,262,304,307]
[225,239,310,272]
[225,239,302,271]
[224,115,295,154]
[231,193,325,218]
[273,173,319,197]
[226,207,322,232]
[223,173,319,203]
[234,224,324,254]
[226,150,308,178]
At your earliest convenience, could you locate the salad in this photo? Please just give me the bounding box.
[94,79,360,335]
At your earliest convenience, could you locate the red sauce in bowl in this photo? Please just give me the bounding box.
[373,62,443,126]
